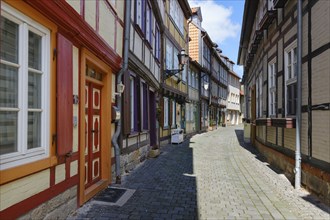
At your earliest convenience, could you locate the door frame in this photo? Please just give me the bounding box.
[79,48,112,205]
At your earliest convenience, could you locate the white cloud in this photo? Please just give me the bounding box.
[189,0,240,44]
[234,65,243,78]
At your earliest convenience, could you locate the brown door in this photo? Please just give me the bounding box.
[85,82,102,188]
[250,85,256,146]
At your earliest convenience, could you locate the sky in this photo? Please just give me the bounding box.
[188,0,245,78]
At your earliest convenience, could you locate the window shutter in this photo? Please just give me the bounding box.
[169,100,173,127]
[136,77,141,131]
[122,70,131,135]
[159,97,164,127]
[57,33,73,156]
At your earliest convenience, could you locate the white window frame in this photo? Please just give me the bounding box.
[145,2,152,44]
[165,39,173,70]
[164,97,169,127]
[256,73,263,118]
[135,0,143,29]
[169,0,184,35]
[0,3,50,170]
[171,100,176,128]
[268,61,276,117]
[284,41,297,116]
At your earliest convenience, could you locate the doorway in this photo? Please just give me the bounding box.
[84,81,102,188]
[149,91,156,147]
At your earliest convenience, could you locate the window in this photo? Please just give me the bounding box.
[154,24,160,61]
[129,73,150,133]
[189,70,198,89]
[188,68,191,86]
[203,42,210,70]
[130,76,136,131]
[163,97,169,127]
[165,39,173,70]
[171,100,176,128]
[135,0,144,29]
[268,62,276,117]
[145,2,152,43]
[135,0,153,45]
[285,42,297,116]
[193,72,197,89]
[256,74,263,118]
[165,39,186,82]
[169,0,184,35]
[0,4,50,170]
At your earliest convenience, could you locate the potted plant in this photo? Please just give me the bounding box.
[148,145,160,158]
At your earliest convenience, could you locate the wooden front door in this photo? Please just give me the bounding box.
[85,82,102,188]
[149,91,157,147]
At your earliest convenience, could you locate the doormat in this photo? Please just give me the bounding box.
[92,187,135,207]
[93,187,126,203]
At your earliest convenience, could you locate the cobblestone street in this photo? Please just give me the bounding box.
[69,125,330,219]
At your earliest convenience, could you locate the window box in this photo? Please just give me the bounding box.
[259,10,277,31]
[271,118,296,128]
[256,118,272,126]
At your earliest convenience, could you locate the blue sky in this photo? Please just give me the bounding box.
[188,0,245,78]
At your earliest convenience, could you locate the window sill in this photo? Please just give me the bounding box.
[144,40,152,50]
[0,156,57,185]
[140,130,149,135]
[128,131,139,138]
[134,24,145,39]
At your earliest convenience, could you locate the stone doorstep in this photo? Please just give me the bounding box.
[91,187,136,207]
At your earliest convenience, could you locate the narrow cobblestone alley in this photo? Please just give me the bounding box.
[69,125,330,220]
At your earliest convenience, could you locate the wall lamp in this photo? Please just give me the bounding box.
[164,49,189,82]
[201,73,209,91]
[114,82,125,96]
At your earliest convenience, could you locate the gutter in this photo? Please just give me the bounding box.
[295,0,302,189]
[112,0,131,184]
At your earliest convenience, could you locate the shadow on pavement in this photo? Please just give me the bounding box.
[73,139,198,219]
[234,129,268,163]
[234,128,330,215]
[302,195,330,214]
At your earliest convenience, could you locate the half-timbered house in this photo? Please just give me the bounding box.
[120,0,163,173]
[0,0,124,218]
[238,0,330,204]
[159,0,191,145]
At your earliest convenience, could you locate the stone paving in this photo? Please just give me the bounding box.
[68,125,330,220]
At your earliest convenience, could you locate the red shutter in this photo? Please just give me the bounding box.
[122,70,131,135]
[57,33,73,156]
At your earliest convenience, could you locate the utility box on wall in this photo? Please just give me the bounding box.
[112,106,120,123]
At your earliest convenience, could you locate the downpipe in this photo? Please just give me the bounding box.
[295,0,302,190]
[112,0,131,184]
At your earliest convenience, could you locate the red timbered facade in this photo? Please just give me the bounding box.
[0,0,124,218]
